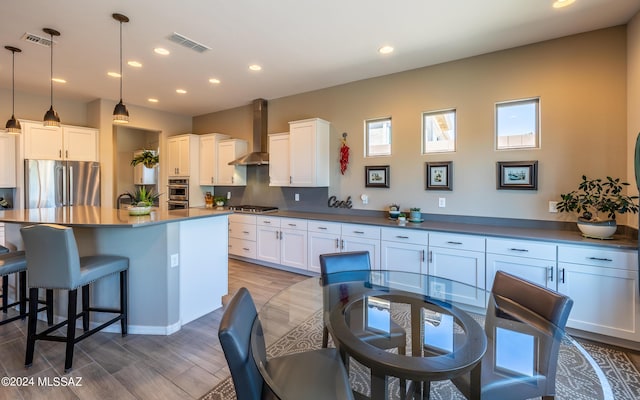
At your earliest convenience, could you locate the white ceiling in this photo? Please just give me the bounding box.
[1,0,639,118]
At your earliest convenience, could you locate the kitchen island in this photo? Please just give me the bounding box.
[0,206,231,335]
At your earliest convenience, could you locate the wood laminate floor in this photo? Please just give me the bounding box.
[0,259,306,400]
[1,259,639,399]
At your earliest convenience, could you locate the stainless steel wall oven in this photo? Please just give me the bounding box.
[168,178,189,210]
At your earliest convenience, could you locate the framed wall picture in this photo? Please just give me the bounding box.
[497,161,538,190]
[365,165,390,188]
[425,161,452,190]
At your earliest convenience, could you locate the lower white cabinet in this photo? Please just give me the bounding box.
[308,221,342,273]
[340,223,381,270]
[228,214,257,259]
[381,228,428,292]
[557,245,639,341]
[486,238,557,290]
[257,216,308,270]
[428,233,485,307]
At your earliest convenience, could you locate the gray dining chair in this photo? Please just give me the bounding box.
[21,224,129,372]
[319,251,407,353]
[451,270,573,400]
[218,287,354,400]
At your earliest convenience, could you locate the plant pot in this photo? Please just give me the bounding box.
[128,206,152,216]
[409,211,421,221]
[577,218,617,239]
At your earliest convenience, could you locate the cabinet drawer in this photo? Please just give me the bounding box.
[381,227,428,245]
[487,238,556,260]
[228,222,256,241]
[341,223,380,240]
[228,237,256,258]
[558,245,637,270]
[429,232,484,252]
[280,218,307,231]
[229,213,257,224]
[308,220,341,235]
[257,215,281,227]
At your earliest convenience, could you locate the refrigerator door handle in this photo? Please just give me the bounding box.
[56,163,66,207]
[68,165,74,205]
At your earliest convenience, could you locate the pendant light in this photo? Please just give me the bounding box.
[112,13,130,124]
[42,28,60,127]
[4,46,21,134]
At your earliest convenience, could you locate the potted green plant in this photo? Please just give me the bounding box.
[397,213,407,223]
[214,196,227,207]
[127,187,161,215]
[130,150,159,169]
[556,175,639,239]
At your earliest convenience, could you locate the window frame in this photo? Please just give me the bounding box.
[365,116,392,157]
[495,97,540,150]
[422,108,457,154]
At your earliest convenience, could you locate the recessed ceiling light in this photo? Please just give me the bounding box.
[148,98,159,103]
[128,61,142,68]
[176,89,187,94]
[209,78,221,84]
[248,64,262,71]
[108,72,121,78]
[52,78,66,83]
[552,0,576,8]
[154,47,170,55]
[378,46,394,54]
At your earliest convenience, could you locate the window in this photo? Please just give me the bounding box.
[495,98,540,150]
[422,109,456,153]
[366,117,391,156]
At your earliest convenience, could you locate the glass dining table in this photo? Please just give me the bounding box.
[251,270,612,400]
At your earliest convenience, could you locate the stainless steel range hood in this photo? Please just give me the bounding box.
[228,98,269,166]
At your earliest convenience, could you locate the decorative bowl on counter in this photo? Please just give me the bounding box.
[128,206,152,216]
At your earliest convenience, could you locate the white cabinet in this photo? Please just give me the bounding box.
[288,118,330,187]
[217,139,247,186]
[558,245,639,341]
[23,122,98,161]
[268,133,290,186]
[381,228,429,292]
[428,232,485,307]
[308,221,342,273]
[486,238,557,290]
[256,216,308,270]
[0,132,16,187]
[228,214,257,259]
[199,133,229,185]
[167,134,198,177]
[256,215,281,264]
[340,223,381,270]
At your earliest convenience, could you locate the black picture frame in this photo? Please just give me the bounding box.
[365,165,390,188]
[425,161,453,190]
[497,161,538,190]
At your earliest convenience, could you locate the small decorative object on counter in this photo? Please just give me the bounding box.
[214,196,227,207]
[340,132,350,175]
[127,186,161,215]
[205,192,214,208]
[389,204,400,219]
[0,197,9,208]
[409,207,423,223]
[397,213,407,224]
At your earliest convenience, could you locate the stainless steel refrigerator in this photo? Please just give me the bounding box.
[25,159,101,208]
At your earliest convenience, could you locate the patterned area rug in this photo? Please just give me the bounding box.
[202,311,640,400]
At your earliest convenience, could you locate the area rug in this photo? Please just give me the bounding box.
[202,311,640,400]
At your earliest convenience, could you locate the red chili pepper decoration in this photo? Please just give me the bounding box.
[340,132,350,175]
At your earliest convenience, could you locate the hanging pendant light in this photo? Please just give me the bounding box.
[112,13,130,124]
[4,46,22,134]
[42,28,60,127]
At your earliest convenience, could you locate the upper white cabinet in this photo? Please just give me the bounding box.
[23,121,98,162]
[167,134,199,177]
[288,118,330,187]
[268,133,290,186]
[0,132,16,187]
[199,133,229,185]
[217,139,247,186]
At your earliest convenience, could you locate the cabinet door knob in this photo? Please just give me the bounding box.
[548,266,554,282]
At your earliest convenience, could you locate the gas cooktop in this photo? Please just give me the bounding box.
[229,205,279,214]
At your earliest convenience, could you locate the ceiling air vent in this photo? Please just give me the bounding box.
[167,32,211,53]
[21,32,54,47]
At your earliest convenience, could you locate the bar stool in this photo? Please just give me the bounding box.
[0,249,53,327]
[21,224,129,372]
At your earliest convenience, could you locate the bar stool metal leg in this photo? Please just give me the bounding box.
[2,275,7,313]
[64,289,78,372]
[120,270,128,335]
[25,287,39,367]
[82,285,90,331]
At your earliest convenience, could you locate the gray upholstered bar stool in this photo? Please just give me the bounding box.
[21,224,129,372]
[0,249,27,325]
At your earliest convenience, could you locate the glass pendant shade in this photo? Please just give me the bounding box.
[43,28,60,127]
[113,13,130,124]
[5,45,22,134]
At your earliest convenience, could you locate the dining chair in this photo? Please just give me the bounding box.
[319,251,407,353]
[451,270,573,400]
[218,287,354,400]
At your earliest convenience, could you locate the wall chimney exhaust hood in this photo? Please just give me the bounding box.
[228,98,269,166]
